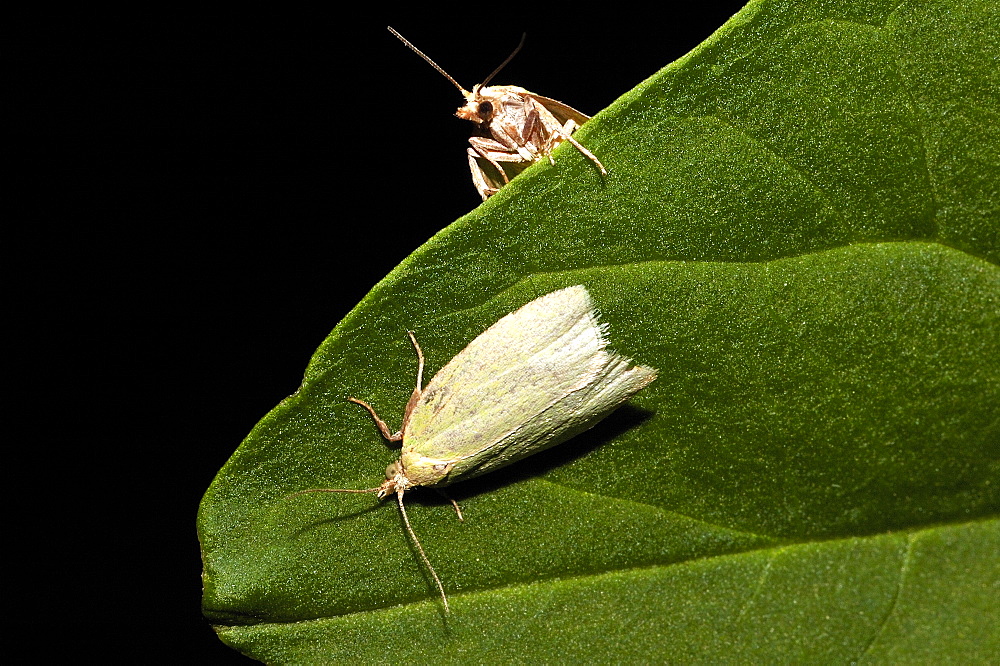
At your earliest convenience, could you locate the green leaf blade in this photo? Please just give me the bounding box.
[213,520,999,664]
[200,0,999,661]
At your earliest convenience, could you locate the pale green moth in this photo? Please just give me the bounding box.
[290,285,658,613]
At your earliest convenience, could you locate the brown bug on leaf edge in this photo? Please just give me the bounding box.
[389,26,607,200]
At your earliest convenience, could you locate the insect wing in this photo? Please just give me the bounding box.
[403,286,656,482]
[489,89,587,151]
[526,93,590,127]
[404,285,601,456]
[471,338,657,481]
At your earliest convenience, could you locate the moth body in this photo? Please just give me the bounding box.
[292,285,656,614]
[389,27,606,200]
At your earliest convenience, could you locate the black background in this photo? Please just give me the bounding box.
[15,5,747,662]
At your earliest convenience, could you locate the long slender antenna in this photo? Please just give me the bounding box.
[480,33,526,88]
[396,489,450,614]
[283,487,382,500]
[285,485,450,613]
[387,26,467,95]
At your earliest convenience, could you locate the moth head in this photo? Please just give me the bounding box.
[387,27,525,132]
[456,84,495,124]
[377,460,412,498]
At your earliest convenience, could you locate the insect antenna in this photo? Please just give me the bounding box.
[479,33,526,88]
[387,26,468,95]
[283,487,382,500]
[284,484,451,614]
[395,489,450,614]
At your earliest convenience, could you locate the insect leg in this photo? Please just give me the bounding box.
[468,150,501,200]
[559,121,607,175]
[400,332,427,425]
[407,331,425,392]
[468,138,515,184]
[348,397,403,442]
[435,489,464,522]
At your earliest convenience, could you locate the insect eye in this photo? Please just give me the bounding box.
[477,101,493,118]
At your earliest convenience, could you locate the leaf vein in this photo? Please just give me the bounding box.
[854,532,915,661]
[709,108,847,225]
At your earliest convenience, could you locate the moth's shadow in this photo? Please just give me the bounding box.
[420,403,656,507]
[288,404,656,518]
[286,500,386,538]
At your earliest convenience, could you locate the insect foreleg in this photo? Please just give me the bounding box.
[468,151,501,200]
[468,139,516,183]
[348,397,403,442]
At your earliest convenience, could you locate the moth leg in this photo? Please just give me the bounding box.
[468,149,500,200]
[470,137,540,166]
[469,138,516,184]
[435,489,464,522]
[407,331,425,392]
[558,119,607,176]
[545,118,579,165]
[469,137,543,198]
[348,397,403,442]
[398,331,427,428]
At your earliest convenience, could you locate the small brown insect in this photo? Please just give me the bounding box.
[388,26,607,200]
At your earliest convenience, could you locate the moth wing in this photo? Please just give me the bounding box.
[404,285,601,457]
[525,94,590,127]
[451,350,657,480]
[404,286,656,483]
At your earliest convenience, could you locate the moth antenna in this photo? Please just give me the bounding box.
[387,26,468,96]
[479,33,526,88]
[396,489,450,614]
[283,487,382,501]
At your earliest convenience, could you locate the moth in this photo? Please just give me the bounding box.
[388,26,607,200]
[289,285,657,613]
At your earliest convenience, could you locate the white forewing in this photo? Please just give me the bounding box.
[404,286,599,450]
[403,285,657,481]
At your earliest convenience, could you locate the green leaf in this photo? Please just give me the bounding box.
[199,1,999,662]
